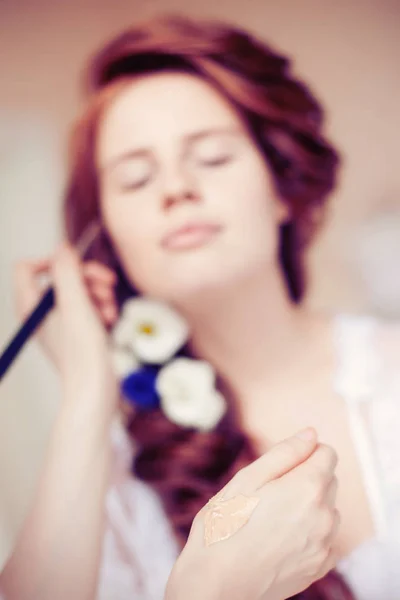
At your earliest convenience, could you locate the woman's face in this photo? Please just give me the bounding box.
[96,72,287,304]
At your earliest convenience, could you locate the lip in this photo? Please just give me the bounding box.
[161,221,222,251]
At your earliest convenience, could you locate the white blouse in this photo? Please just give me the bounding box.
[1,314,400,599]
[334,315,400,599]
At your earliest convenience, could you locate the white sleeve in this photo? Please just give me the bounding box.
[373,320,400,393]
[96,419,178,600]
[332,315,400,542]
[344,319,400,544]
[368,321,400,506]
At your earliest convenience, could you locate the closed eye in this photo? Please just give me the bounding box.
[114,156,155,192]
[120,173,152,191]
[199,154,234,167]
[190,132,238,169]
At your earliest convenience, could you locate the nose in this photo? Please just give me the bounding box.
[163,189,200,210]
[161,165,201,211]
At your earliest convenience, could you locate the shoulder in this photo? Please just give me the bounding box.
[334,315,400,506]
[372,316,400,402]
[333,313,400,400]
[372,318,400,372]
[334,312,400,359]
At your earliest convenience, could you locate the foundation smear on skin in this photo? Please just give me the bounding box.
[204,494,260,546]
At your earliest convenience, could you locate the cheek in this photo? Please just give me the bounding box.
[101,194,161,288]
[215,160,279,244]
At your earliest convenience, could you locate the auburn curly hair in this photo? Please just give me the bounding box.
[63,14,352,600]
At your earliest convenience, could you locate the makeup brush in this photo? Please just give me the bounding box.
[0,221,102,383]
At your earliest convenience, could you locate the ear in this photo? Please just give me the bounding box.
[275,200,290,225]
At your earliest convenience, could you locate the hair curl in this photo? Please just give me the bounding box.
[63,15,352,600]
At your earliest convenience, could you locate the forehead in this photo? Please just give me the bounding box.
[96,72,245,159]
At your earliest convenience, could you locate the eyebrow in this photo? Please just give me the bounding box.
[100,126,242,174]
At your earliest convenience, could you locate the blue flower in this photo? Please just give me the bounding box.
[121,366,160,410]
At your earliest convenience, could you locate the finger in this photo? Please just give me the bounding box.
[14,259,51,291]
[298,444,338,481]
[86,279,116,304]
[325,508,341,545]
[313,512,341,580]
[14,259,51,316]
[86,282,118,326]
[314,546,338,580]
[27,258,52,274]
[326,477,338,509]
[225,429,318,494]
[82,261,117,285]
[94,301,119,327]
[52,244,93,314]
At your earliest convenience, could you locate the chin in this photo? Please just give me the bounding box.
[136,247,269,305]
[151,263,247,306]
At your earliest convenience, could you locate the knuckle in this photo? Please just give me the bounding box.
[330,474,339,490]
[305,473,325,506]
[315,444,338,473]
[325,445,338,468]
[315,546,331,571]
[330,508,341,538]
[333,507,341,527]
[317,508,335,539]
[328,476,339,503]
[304,546,331,580]
[318,558,334,579]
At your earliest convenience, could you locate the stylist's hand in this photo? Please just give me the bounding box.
[166,429,339,600]
[14,245,118,371]
[14,244,119,399]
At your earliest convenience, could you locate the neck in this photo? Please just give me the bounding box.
[177,266,313,399]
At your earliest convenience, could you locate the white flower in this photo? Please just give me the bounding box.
[156,358,227,431]
[112,298,189,364]
[111,346,140,379]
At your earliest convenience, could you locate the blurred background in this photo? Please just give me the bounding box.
[0,0,399,569]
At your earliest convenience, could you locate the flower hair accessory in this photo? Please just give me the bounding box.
[111,297,227,431]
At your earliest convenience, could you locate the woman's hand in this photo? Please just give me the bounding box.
[14,243,119,399]
[166,429,339,600]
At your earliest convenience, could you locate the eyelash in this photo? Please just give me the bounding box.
[199,154,233,167]
[121,175,151,192]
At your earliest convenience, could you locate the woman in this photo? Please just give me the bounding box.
[1,14,399,600]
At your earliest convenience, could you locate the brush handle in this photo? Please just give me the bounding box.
[0,287,55,382]
[0,221,101,384]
